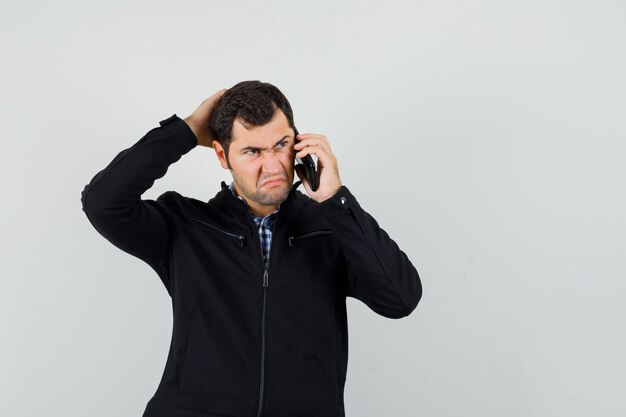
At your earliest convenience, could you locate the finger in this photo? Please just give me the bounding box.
[294,139,331,157]
[294,164,313,194]
[210,89,227,103]
[295,133,329,145]
[295,145,331,165]
[295,133,325,138]
[294,137,331,154]
[203,89,226,107]
[293,137,326,149]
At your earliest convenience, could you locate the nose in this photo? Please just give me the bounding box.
[260,151,284,173]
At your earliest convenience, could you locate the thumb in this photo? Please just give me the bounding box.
[294,164,313,194]
[205,88,227,107]
[216,88,227,97]
[294,164,304,182]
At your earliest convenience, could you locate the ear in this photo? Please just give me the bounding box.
[212,140,229,170]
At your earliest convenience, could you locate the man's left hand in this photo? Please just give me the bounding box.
[293,133,342,203]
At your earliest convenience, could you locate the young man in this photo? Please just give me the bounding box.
[81,80,422,417]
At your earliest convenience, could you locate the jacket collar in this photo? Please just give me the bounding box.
[212,179,304,217]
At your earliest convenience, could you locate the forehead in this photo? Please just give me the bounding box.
[231,110,293,148]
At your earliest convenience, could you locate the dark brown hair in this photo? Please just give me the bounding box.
[209,80,296,165]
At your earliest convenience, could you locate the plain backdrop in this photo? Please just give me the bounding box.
[1,0,625,416]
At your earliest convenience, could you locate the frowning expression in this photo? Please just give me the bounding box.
[213,109,296,216]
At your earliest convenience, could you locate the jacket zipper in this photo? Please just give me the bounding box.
[190,214,269,416]
[288,230,333,247]
[232,181,302,415]
[189,216,247,247]
[257,222,270,417]
[257,229,334,414]
[257,270,268,417]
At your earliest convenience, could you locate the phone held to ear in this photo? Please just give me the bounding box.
[294,126,319,192]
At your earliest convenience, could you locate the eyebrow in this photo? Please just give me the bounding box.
[240,135,290,153]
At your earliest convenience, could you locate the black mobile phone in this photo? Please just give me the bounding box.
[293,126,319,191]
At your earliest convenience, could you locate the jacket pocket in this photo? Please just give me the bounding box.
[189,216,247,248]
[168,306,195,386]
[288,230,333,247]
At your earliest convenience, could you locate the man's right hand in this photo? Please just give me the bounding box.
[184,88,227,147]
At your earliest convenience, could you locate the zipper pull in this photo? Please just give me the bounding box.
[263,270,269,287]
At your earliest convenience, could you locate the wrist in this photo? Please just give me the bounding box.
[317,185,342,203]
[183,116,200,144]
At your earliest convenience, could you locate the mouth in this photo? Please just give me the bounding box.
[262,178,286,187]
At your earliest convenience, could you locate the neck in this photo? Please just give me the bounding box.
[247,200,279,218]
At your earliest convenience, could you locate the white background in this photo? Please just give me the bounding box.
[2,0,625,416]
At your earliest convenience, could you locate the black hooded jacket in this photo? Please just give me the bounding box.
[80,114,422,417]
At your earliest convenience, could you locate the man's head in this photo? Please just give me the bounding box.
[209,81,297,216]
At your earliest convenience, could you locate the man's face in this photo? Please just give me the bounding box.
[213,110,296,214]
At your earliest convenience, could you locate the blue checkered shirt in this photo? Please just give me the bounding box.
[228,182,279,272]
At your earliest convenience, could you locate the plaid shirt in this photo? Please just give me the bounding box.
[228,182,279,272]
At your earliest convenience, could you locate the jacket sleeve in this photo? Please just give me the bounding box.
[318,186,422,319]
[80,114,197,294]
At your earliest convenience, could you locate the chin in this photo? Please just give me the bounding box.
[260,184,290,203]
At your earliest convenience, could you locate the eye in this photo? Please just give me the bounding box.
[244,149,259,155]
[277,141,287,148]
